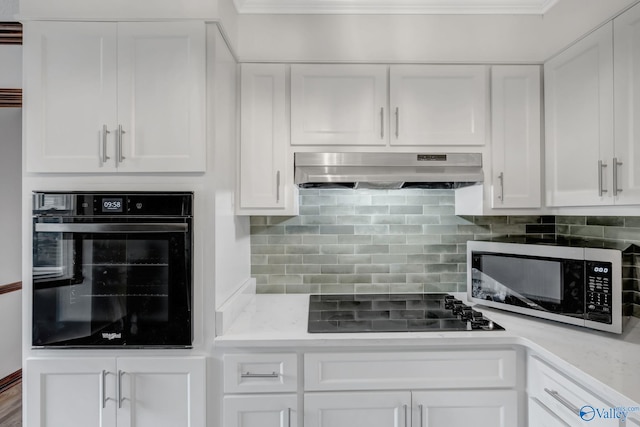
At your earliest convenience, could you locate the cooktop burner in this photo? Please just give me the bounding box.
[307,293,504,333]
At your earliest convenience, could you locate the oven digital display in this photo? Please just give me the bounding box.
[102,198,124,213]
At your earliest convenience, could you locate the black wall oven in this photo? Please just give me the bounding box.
[32,192,193,348]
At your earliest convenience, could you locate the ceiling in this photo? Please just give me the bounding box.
[232,0,560,15]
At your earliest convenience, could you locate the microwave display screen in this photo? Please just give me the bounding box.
[471,252,585,315]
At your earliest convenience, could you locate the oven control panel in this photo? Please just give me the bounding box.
[33,192,192,217]
[585,261,613,324]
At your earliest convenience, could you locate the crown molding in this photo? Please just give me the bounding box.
[233,0,560,15]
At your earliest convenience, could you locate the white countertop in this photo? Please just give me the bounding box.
[214,293,640,405]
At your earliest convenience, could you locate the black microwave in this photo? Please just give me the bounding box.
[467,239,634,334]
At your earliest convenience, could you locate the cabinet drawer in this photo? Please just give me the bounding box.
[304,350,516,391]
[528,356,612,426]
[224,353,298,393]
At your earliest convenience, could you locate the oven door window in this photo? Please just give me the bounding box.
[32,222,191,347]
[471,253,584,316]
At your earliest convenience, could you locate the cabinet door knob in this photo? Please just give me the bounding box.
[498,172,504,202]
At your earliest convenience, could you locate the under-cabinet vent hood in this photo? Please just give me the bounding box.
[294,152,484,189]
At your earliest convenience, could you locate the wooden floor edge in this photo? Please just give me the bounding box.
[0,370,22,394]
[0,281,22,295]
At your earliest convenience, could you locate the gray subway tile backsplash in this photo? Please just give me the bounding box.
[251,189,640,318]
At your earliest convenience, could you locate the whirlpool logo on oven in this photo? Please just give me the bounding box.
[102,332,122,341]
[580,405,640,423]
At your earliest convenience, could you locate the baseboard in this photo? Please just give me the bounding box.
[0,370,21,394]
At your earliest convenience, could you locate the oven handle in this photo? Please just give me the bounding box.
[34,223,188,233]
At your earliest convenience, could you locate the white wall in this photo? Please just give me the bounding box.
[0,0,18,20]
[236,0,639,63]
[0,98,22,379]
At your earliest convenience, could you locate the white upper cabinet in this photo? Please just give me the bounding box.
[115,23,206,173]
[24,21,206,173]
[390,65,488,146]
[614,2,640,205]
[24,22,118,173]
[291,64,388,146]
[544,22,614,207]
[238,63,298,215]
[490,65,541,209]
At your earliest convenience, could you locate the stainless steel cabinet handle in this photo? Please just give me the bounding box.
[598,160,608,197]
[497,172,504,202]
[544,388,581,415]
[613,157,623,196]
[100,370,113,409]
[240,371,280,378]
[380,107,384,139]
[117,125,126,163]
[403,404,408,427]
[118,370,126,409]
[276,171,281,203]
[395,107,400,138]
[101,125,111,165]
[418,404,424,427]
[287,407,292,427]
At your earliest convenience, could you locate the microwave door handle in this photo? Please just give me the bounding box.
[34,223,188,233]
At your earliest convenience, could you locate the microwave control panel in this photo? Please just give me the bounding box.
[585,261,613,324]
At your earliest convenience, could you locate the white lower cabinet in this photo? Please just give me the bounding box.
[305,391,410,427]
[26,356,206,427]
[224,395,298,427]
[413,390,517,427]
[303,350,519,427]
[304,390,517,427]
[527,355,621,427]
[528,397,570,427]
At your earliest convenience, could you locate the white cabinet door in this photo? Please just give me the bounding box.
[528,398,570,427]
[116,22,205,172]
[238,63,297,215]
[116,357,205,427]
[26,357,117,427]
[614,2,640,205]
[544,22,614,207]
[26,357,205,427]
[224,395,298,427]
[291,64,388,146]
[23,21,205,173]
[413,390,518,427]
[390,65,488,146]
[305,391,411,427]
[24,22,118,173]
[490,65,541,208]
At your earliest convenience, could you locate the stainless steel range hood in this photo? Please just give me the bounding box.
[294,152,484,189]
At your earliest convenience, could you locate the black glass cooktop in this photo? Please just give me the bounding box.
[307,293,504,333]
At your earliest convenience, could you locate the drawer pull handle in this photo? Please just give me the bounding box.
[544,388,581,415]
[241,371,280,378]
